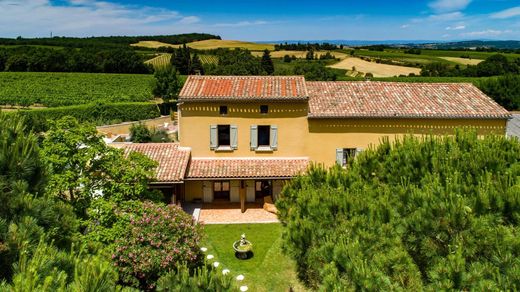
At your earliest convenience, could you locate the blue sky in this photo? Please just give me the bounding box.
[0,0,519,41]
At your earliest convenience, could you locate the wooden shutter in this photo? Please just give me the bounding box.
[210,125,217,150]
[250,125,258,150]
[336,148,343,165]
[270,125,278,150]
[230,125,238,150]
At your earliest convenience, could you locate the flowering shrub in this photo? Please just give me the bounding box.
[112,202,203,290]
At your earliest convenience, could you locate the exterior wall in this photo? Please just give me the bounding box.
[306,118,507,167]
[179,102,309,157]
[179,101,507,167]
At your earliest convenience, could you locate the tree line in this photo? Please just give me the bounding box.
[0,46,152,73]
[274,42,340,51]
[421,54,520,77]
[0,33,220,49]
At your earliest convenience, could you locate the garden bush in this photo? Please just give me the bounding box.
[156,263,236,291]
[277,131,520,290]
[112,202,203,290]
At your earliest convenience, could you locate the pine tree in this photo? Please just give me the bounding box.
[260,49,274,75]
[170,44,192,75]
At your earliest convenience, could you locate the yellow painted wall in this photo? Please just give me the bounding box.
[185,180,203,201]
[179,102,309,157]
[179,101,507,166]
[306,118,507,166]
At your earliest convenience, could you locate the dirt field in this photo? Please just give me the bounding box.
[252,50,349,59]
[132,39,274,51]
[438,57,483,65]
[328,57,421,77]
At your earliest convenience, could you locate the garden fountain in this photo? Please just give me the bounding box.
[233,234,253,259]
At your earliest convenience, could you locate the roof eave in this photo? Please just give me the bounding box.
[307,114,511,120]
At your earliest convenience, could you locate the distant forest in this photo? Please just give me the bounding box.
[0,33,220,48]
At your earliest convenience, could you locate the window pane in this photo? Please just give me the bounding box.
[219,106,228,115]
[218,125,230,146]
[258,125,270,146]
[222,181,230,191]
[214,182,221,191]
[260,105,268,114]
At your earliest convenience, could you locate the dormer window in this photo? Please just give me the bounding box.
[260,105,268,114]
[219,105,228,115]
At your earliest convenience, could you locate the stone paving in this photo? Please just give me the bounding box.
[195,201,279,224]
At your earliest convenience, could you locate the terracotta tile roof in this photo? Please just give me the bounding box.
[186,157,309,179]
[114,143,191,183]
[307,81,510,119]
[179,75,308,102]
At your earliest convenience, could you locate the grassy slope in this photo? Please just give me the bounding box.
[202,223,306,292]
[0,72,154,107]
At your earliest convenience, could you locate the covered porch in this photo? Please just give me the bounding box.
[183,201,279,224]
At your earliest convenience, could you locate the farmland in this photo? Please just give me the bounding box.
[145,53,218,69]
[329,57,421,77]
[0,72,154,107]
[252,50,350,59]
[132,39,275,51]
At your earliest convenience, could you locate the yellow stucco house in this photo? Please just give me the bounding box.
[118,75,510,208]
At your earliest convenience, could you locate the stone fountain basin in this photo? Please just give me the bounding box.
[233,240,253,259]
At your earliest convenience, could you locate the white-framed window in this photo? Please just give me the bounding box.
[336,148,363,166]
[250,125,277,151]
[210,124,237,150]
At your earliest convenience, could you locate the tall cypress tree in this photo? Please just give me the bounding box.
[190,53,204,75]
[170,44,192,75]
[260,49,275,75]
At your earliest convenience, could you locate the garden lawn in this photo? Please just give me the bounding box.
[202,223,306,292]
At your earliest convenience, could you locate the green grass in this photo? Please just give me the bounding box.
[0,72,154,107]
[202,223,306,292]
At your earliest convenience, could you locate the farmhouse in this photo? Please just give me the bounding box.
[116,76,510,209]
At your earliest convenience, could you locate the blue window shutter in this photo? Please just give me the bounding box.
[231,125,238,150]
[250,125,258,150]
[270,125,278,150]
[336,148,343,165]
[210,125,217,150]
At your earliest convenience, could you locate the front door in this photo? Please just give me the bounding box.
[213,181,230,200]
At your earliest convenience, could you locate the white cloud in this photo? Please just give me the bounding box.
[461,29,513,37]
[400,24,410,29]
[0,0,201,37]
[214,20,269,28]
[490,6,520,19]
[429,0,472,13]
[446,25,466,30]
[412,12,464,23]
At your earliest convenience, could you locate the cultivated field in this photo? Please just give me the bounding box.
[132,39,275,51]
[329,57,421,77]
[0,72,154,107]
[438,57,483,65]
[145,54,171,68]
[252,50,350,59]
[145,53,218,69]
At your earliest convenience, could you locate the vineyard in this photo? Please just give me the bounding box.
[145,54,218,69]
[0,72,154,107]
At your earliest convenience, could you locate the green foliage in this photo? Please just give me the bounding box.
[0,46,152,73]
[277,132,520,290]
[15,102,161,129]
[478,75,520,111]
[151,66,181,102]
[156,263,236,291]
[130,122,171,143]
[171,44,192,75]
[41,117,158,215]
[2,240,122,291]
[293,62,337,81]
[0,72,153,107]
[113,202,203,290]
[283,54,292,63]
[191,53,205,75]
[261,50,275,75]
[206,49,266,75]
[0,113,78,281]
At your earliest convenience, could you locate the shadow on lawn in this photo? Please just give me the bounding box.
[235,251,254,260]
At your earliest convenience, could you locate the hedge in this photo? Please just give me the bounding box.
[6,102,161,131]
